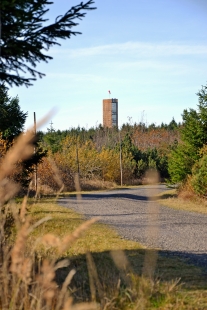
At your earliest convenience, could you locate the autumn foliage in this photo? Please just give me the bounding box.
[36,122,180,192]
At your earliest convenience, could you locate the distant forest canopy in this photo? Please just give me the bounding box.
[39,117,181,153]
[33,118,181,191]
[35,83,207,197]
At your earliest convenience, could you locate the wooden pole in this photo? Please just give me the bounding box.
[34,112,37,194]
[76,136,80,176]
[119,131,123,186]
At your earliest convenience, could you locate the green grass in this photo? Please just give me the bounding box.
[21,197,207,308]
[26,198,142,257]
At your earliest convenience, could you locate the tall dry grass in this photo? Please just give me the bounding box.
[0,126,98,310]
[0,121,184,309]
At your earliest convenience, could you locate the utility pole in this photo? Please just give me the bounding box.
[34,112,37,195]
[75,136,81,193]
[119,131,123,186]
[76,136,80,176]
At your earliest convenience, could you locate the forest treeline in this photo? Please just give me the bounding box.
[36,118,180,191]
[37,83,207,196]
[1,82,207,196]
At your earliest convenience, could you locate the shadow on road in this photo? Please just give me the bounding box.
[61,193,150,201]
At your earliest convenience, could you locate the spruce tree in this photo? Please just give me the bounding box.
[0,84,27,141]
[0,84,46,187]
[0,0,96,87]
[168,83,207,183]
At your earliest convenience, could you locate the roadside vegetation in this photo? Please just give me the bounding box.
[36,82,207,203]
[168,84,207,197]
[1,94,207,307]
[36,117,180,193]
[1,0,207,306]
[158,188,207,214]
[2,74,207,308]
[2,190,207,309]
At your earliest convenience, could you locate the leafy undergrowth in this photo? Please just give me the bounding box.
[18,198,207,309]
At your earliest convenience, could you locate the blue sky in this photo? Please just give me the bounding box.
[9,0,207,131]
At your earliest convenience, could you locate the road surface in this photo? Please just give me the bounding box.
[59,185,207,270]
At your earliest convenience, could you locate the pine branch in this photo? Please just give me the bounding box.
[0,0,96,87]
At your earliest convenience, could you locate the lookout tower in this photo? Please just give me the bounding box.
[103,98,118,128]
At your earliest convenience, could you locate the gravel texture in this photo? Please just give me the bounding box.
[58,185,207,271]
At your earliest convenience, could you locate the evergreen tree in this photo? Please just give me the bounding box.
[168,143,197,183]
[191,151,207,196]
[0,84,27,141]
[0,0,96,87]
[168,83,207,183]
[0,84,46,187]
[42,124,63,154]
[168,118,178,131]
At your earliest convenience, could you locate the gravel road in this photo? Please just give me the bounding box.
[58,185,207,270]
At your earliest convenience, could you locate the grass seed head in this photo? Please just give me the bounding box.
[10,220,30,275]
[41,233,61,248]
[37,259,57,304]
[59,218,99,253]
[20,257,32,284]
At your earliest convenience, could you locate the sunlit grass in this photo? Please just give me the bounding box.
[10,194,207,309]
[157,189,207,214]
[26,199,142,257]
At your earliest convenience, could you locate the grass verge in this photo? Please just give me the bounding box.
[20,197,207,308]
[26,197,142,256]
[157,189,207,214]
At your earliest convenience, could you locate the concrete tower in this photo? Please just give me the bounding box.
[103,98,118,128]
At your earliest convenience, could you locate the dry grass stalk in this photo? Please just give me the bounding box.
[48,156,65,193]
[0,130,34,182]
[41,233,61,248]
[63,297,74,310]
[142,250,159,279]
[74,173,81,192]
[28,216,52,234]
[54,258,70,270]
[86,252,104,303]
[0,112,186,309]
[63,298,98,310]
[110,250,131,272]
[110,250,133,287]
[74,172,87,215]
[56,269,76,309]
[0,179,20,206]
[20,257,32,284]
[0,204,9,245]
[59,218,99,253]
[68,303,99,310]
[142,169,160,279]
[0,114,53,205]
[0,111,103,310]
[10,219,30,276]
[40,217,99,254]
[20,196,27,223]
[0,110,54,198]
[37,259,57,305]
[9,201,22,231]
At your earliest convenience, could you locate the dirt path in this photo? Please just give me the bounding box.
[59,185,207,270]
